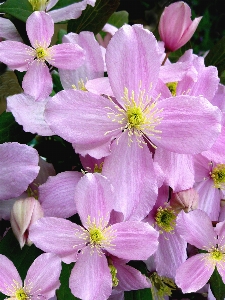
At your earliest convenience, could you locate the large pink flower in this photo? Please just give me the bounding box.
[29,173,159,300]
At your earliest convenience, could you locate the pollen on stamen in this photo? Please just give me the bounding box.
[105,85,163,148]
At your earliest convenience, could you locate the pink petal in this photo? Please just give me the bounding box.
[85,77,114,96]
[176,210,217,249]
[0,41,33,70]
[29,217,85,263]
[0,254,22,296]
[39,171,82,218]
[0,17,22,42]
[175,253,214,293]
[74,173,115,228]
[69,246,112,300]
[112,258,151,291]
[0,143,39,200]
[154,148,195,192]
[153,95,222,154]
[102,133,158,221]
[45,89,120,158]
[106,24,161,107]
[26,11,54,48]
[154,229,187,279]
[22,60,52,100]
[7,93,54,136]
[48,1,87,23]
[47,43,85,69]
[106,221,159,260]
[59,31,104,90]
[25,253,61,299]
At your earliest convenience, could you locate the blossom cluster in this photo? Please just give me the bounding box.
[0,1,225,299]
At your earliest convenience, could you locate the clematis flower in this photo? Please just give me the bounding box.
[159,1,202,52]
[0,253,61,299]
[176,209,225,293]
[29,173,159,300]
[0,11,85,96]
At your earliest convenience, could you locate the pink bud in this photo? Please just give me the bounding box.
[10,197,43,248]
[170,188,199,213]
[159,1,202,52]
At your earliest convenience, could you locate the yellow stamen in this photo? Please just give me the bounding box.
[155,206,176,233]
[166,82,178,96]
[211,164,225,189]
[28,0,49,11]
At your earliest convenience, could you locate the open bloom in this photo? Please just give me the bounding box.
[0,253,61,299]
[29,173,159,300]
[0,11,84,98]
[159,1,202,52]
[176,209,225,293]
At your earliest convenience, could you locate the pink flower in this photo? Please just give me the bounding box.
[176,209,225,293]
[159,1,202,52]
[0,253,61,299]
[29,173,159,300]
[0,11,85,99]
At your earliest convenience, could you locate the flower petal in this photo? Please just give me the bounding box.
[22,60,52,100]
[0,143,39,200]
[29,217,85,263]
[48,43,85,70]
[26,11,54,48]
[39,171,82,218]
[153,95,222,154]
[69,246,112,300]
[25,253,61,299]
[0,254,22,296]
[175,253,214,293]
[176,210,217,249]
[106,24,161,107]
[7,93,54,136]
[75,173,115,228]
[106,221,159,260]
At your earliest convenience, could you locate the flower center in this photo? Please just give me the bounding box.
[127,106,146,128]
[211,164,225,189]
[155,206,176,232]
[28,0,48,10]
[150,272,176,298]
[15,288,29,300]
[105,86,163,147]
[89,227,105,245]
[210,248,223,261]
[166,82,178,96]
[36,47,48,60]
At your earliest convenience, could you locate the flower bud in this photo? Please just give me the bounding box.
[159,1,202,52]
[170,188,198,213]
[10,197,43,248]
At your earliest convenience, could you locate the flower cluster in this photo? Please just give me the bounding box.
[0,1,225,299]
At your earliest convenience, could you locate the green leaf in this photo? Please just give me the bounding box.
[107,10,128,28]
[0,0,33,22]
[124,288,153,300]
[0,229,43,300]
[67,0,120,35]
[57,262,79,300]
[205,36,225,77]
[0,111,34,144]
[209,267,225,300]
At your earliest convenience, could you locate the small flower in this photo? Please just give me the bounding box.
[176,209,225,293]
[0,253,61,299]
[159,1,202,52]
